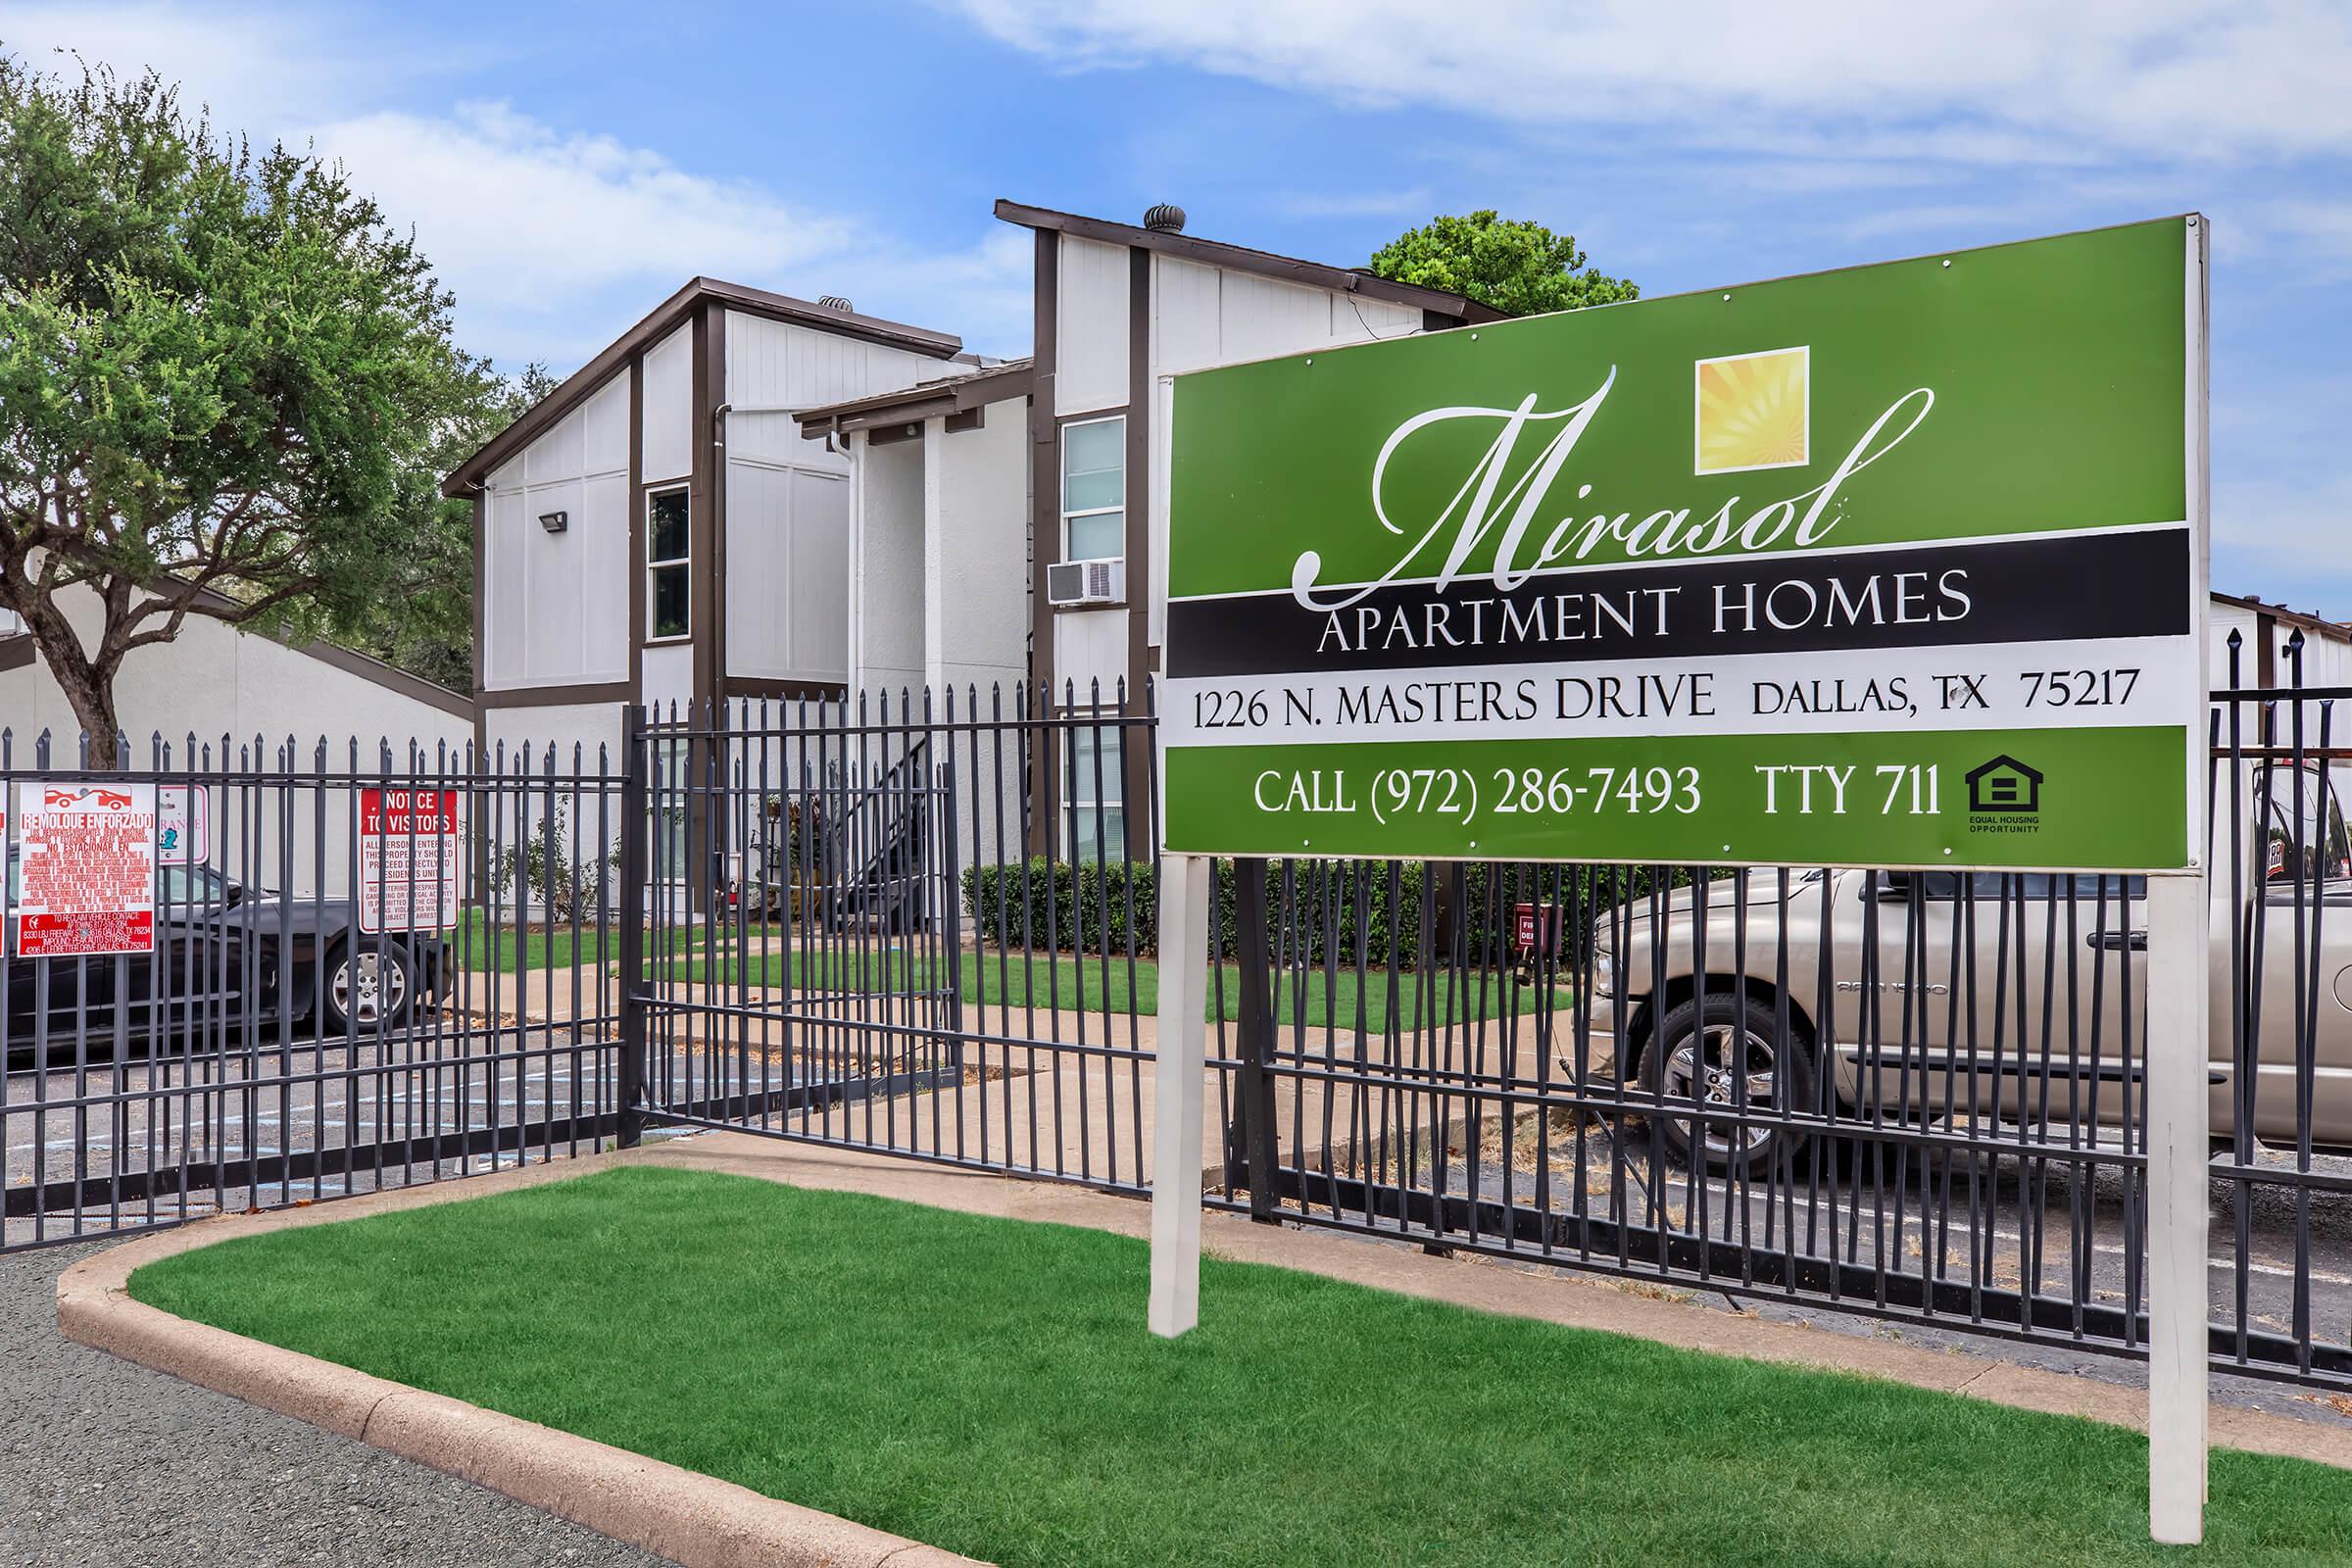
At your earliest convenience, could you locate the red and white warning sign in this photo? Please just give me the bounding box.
[11,782,158,956]
[359,788,462,934]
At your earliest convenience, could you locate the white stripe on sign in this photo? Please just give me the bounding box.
[1160,634,2201,749]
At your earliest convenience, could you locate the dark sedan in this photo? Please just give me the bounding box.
[5,859,449,1060]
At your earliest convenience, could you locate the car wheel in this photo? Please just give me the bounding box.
[323,941,416,1033]
[1640,991,1814,1179]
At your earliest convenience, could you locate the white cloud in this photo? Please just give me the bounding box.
[310,103,858,346]
[1,0,426,129]
[944,0,2352,164]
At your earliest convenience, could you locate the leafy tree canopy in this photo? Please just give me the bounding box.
[0,53,496,759]
[1369,211,1637,318]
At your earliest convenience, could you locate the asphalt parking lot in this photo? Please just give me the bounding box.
[0,1236,674,1568]
[4,1023,611,1252]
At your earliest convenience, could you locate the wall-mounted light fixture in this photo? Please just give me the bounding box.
[538,511,568,534]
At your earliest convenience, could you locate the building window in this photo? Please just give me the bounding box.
[1060,416,1125,564]
[647,485,691,641]
[1067,723,1125,863]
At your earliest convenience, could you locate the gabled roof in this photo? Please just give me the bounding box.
[794,358,1036,439]
[994,199,1509,324]
[443,278,964,497]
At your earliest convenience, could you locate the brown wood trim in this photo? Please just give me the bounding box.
[479,680,634,710]
[1027,226,1059,856]
[0,635,36,673]
[700,302,728,711]
[794,360,1034,437]
[1121,243,1152,859]
[628,355,647,697]
[866,420,927,448]
[445,277,961,496]
[994,198,1505,322]
[722,677,847,702]
[469,492,486,754]
[945,406,984,435]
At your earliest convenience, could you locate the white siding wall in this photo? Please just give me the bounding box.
[1152,255,1422,376]
[930,401,1030,696]
[1053,608,1125,702]
[856,436,926,694]
[1055,236,1131,416]
[480,375,630,692]
[2210,601,2352,687]
[724,310,947,686]
[642,643,694,714]
[641,324,694,484]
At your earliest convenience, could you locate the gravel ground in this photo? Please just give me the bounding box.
[0,1239,673,1568]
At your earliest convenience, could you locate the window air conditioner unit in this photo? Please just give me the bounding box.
[1047,559,1124,607]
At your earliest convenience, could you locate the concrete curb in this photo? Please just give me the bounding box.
[56,1175,989,1568]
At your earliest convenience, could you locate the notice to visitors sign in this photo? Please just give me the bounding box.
[359,787,462,935]
[10,782,158,956]
[1161,217,2207,871]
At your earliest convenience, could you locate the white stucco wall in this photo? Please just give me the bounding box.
[0,584,468,761]
[0,584,472,897]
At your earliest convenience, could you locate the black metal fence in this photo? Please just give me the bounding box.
[8,656,2352,1395]
[1,729,626,1252]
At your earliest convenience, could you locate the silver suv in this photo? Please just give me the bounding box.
[1594,762,2350,1174]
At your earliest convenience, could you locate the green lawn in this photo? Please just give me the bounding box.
[454,911,703,974]
[131,1167,2352,1568]
[667,947,1554,1030]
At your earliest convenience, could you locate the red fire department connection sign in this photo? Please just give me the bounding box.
[360,788,462,935]
[10,782,158,956]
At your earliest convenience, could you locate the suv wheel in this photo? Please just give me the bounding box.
[1640,992,1814,1179]
[323,941,416,1033]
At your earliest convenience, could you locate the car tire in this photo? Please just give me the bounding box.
[322,940,416,1034]
[1639,991,1815,1179]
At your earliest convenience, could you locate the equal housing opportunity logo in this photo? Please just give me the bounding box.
[1966,754,2044,834]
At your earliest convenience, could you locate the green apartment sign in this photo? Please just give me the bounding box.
[1161,216,2208,871]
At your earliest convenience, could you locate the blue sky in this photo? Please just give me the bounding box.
[10,2,2349,612]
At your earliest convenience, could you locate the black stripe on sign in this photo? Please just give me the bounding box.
[1164,526,2189,679]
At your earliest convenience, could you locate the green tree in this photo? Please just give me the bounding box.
[1369,211,1637,318]
[348,361,557,692]
[0,56,492,761]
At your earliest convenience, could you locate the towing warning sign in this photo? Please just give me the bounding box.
[11,782,158,956]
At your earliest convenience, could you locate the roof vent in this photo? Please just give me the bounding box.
[816,295,854,313]
[1143,203,1187,234]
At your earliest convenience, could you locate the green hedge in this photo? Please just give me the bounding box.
[961,858,1690,967]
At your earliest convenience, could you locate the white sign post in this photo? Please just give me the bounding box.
[1149,853,1212,1338]
[2145,871,2211,1544]
[2147,225,2214,1545]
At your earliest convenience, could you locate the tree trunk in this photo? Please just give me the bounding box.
[49,654,122,769]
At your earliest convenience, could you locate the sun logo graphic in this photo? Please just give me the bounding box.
[1694,345,1810,475]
